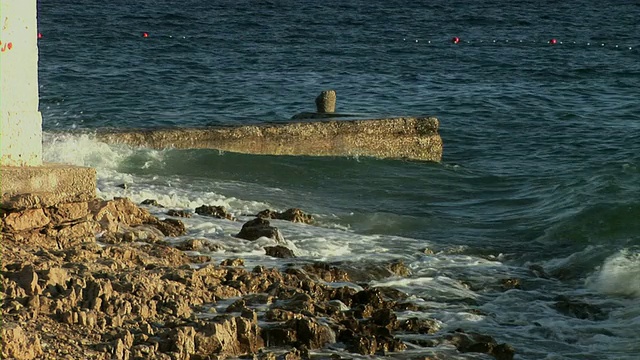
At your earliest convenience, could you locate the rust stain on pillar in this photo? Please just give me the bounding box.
[96,117,443,162]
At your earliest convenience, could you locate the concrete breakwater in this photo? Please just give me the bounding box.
[96,117,443,162]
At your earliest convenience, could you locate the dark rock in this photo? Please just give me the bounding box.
[150,218,186,237]
[265,245,296,258]
[220,258,245,267]
[167,209,192,218]
[371,308,397,329]
[257,208,313,224]
[500,278,521,290]
[553,295,606,320]
[195,205,236,221]
[236,217,283,242]
[176,238,222,252]
[445,330,515,360]
[141,199,164,208]
[399,317,439,334]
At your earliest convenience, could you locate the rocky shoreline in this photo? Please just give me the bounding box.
[1,196,515,360]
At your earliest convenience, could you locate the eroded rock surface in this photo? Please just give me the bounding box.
[1,196,513,359]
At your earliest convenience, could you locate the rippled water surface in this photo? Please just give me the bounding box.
[38,0,640,358]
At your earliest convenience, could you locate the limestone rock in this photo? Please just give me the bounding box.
[0,323,43,360]
[45,201,90,225]
[2,208,50,232]
[90,197,155,232]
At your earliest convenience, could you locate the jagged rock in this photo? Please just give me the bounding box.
[9,265,41,296]
[300,262,349,282]
[176,238,222,252]
[195,205,236,220]
[236,217,283,242]
[0,323,43,360]
[150,218,187,237]
[399,317,440,334]
[194,316,264,356]
[263,317,334,350]
[44,201,90,225]
[445,330,515,360]
[90,197,156,233]
[221,258,245,267]
[141,199,165,207]
[265,245,296,258]
[2,208,50,232]
[257,208,313,224]
[167,209,192,218]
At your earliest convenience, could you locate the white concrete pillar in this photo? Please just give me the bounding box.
[0,0,42,166]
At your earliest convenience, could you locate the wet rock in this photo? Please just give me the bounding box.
[553,295,606,320]
[257,208,313,224]
[141,199,165,208]
[528,264,550,279]
[167,209,192,218]
[300,262,349,282]
[221,258,245,267]
[445,330,515,360]
[0,323,43,360]
[265,245,296,258]
[500,278,521,290]
[236,217,283,242]
[150,218,187,237]
[176,238,223,252]
[399,317,440,334]
[195,204,236,220]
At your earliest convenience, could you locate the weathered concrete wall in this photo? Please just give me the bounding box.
[97,117,443,162]
[0,0,42,166]
[1,164,96,210]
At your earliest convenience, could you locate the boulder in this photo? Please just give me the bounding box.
[167,209,192,218]
[265,245,296,258]
[195,204,236,220]
[236,217,283,242]
[257,208,313,224]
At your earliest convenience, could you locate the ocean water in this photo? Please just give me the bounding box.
[37,0,639,359]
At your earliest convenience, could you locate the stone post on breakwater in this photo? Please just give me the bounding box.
[0,1,95,213]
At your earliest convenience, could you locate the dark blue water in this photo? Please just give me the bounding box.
[38,0,640,358]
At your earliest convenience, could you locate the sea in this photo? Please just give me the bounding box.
[36,0,639,359]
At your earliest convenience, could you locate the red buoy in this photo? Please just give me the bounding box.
[452,36,460,44]
[38,33,43,39]
[549,38,557,45]
[142,32,149,38]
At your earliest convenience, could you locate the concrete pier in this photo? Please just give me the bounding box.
[0,0,96,210]
[97,117,443,162]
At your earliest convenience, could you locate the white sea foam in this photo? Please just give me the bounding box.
[586,249,640,298]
